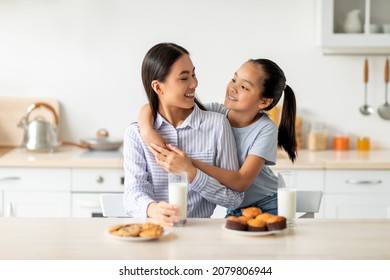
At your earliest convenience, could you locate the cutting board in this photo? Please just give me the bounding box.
[0,97,60,147]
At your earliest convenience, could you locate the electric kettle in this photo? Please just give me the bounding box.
[17,102,59,152]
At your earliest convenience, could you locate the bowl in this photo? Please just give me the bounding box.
[369,24,380,33]
[383,24,390,33]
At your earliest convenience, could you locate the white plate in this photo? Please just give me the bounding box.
[105,228,170,242]
[221,224,286,236]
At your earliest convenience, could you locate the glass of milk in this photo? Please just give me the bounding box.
[168,172,188,227]
[277,171,297,227]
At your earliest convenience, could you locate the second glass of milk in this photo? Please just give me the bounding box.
[168,172,188,227]
[277,171,297,227]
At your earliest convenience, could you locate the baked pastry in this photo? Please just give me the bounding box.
[265,215,287,231]
[225,216,247,231]
[255,213,274,221]
[241,207,262,218]
[247,219,267,232]
[237,215,251,224]
[108,223,164,238]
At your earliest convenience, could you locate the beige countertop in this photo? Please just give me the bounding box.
[0,146,389,169]
[0,217,389,260]
[0,145,123,168]
[275,149,390,170]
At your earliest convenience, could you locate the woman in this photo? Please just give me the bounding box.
[123,42,244,226]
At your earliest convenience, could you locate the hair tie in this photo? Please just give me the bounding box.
[284,83,287,90]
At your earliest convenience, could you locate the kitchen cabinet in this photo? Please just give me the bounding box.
[319,0,390,54]
[0,166,124,218]
[0,167,71,217]
[324,170,390,218]
[70,168,124,217]
[3,191,71,217]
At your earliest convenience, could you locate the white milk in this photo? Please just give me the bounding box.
[277,188,296,220]
[168,182,188,223]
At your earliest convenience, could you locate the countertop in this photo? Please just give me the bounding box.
[0,146,390,169]
[0,145,123,168]
[0,217,389,260]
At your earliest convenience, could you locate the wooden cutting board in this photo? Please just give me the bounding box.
[0,97,60,147]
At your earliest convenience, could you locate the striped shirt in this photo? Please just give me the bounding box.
[123,104,243,218]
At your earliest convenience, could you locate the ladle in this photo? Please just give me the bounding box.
[360,58,374,115]
[378,58,390,120]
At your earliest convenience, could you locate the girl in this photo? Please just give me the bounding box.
[140,58,297,216]
[123,42,244,226]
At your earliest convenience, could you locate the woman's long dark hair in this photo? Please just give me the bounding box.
[248,59,297,162]
[141,42,205,120]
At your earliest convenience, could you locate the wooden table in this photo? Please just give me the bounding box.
[1,218,389,260]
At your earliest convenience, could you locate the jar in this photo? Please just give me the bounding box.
[307,123,327,151]
[357,137,370,151]
[333,136,349,150]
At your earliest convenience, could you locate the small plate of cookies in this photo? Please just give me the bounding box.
[105,222,169,241]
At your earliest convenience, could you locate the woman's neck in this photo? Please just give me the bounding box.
[227,110,262,128]
[158,105,193,128]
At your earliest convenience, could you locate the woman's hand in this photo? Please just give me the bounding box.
[147,201,181,227]
[149,143,197,182]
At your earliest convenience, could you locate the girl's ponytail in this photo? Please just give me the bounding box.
[278,85,297,162]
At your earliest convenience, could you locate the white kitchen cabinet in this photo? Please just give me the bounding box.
[71,193,103,217]
[71,168,124,192]
[70,168,124,217]
[324,170,390,218]
[3,191,71,217]
[0,167,71,217]
[319,0,390,54]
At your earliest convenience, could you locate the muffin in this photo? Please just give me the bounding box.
[237,215,251,224]
[265,215,287,231]
[225,216,247,231]
[241,207,262,218]
[247,219,267,232]
[255,213,274,221]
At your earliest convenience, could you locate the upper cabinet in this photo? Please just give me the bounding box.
[319,0,390,54]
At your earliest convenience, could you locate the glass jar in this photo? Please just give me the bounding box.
[357,137,370,151]
[333,136,349,151]
[307,123,327,151]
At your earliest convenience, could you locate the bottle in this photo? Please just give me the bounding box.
[307,123,327,151]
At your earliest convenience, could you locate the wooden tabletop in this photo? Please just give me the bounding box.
[0,218,389,260]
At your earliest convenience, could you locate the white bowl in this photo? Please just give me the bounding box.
[369,24,380,33]
[383,24,390,33]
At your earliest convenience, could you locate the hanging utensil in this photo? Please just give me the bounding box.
[360,58,374,115]
[378,58,390,120]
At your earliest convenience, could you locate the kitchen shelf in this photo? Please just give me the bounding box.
[318,0,390,55]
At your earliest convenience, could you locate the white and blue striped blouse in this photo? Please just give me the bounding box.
[123,104,244,218]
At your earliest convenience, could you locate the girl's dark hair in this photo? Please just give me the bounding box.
[141,42,205,120]
[248,59,297,162]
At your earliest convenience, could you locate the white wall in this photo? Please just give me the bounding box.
[1,0,389,149]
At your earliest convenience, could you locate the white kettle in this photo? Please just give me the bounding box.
[343,9,362,33]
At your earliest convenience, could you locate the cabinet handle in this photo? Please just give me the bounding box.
[96,176,104,184]
[345,179,382,185]
[0,176,21,181]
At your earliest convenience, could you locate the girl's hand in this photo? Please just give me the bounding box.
[149,143,197,181]
[147,201,180,227]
